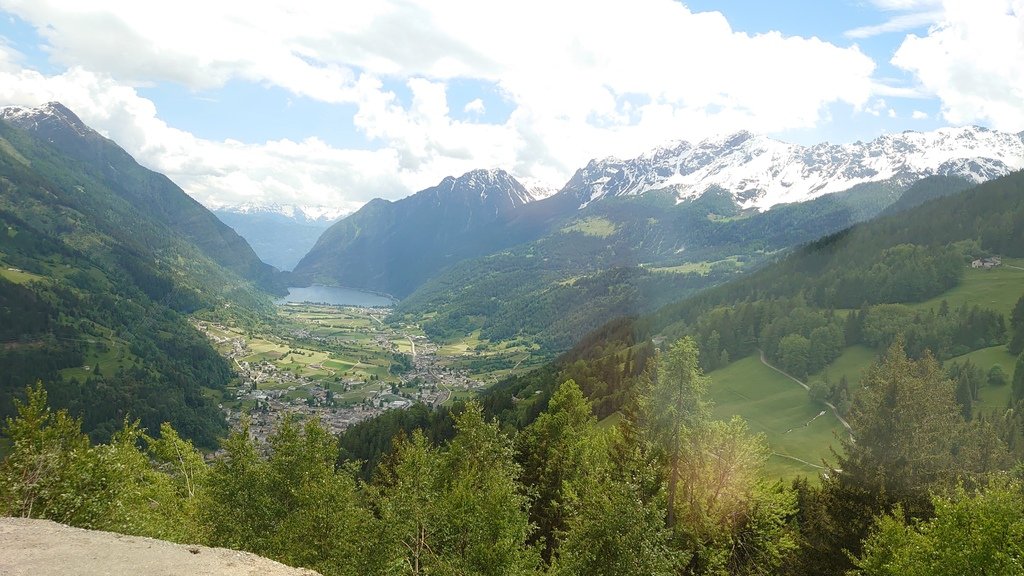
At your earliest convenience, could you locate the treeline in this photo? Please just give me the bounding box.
[5,338,1023,575]
[402,256,732,351]
[337,402,462,480]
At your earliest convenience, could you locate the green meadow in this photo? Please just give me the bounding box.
[945,344,1018,412]
[909,257,1024,318]
[707,355,845,480]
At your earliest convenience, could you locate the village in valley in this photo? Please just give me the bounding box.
[194,302,491,444]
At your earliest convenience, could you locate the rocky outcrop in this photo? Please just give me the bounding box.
[0,518,321,576]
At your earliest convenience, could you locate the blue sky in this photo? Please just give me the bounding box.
[0,1,1021,210]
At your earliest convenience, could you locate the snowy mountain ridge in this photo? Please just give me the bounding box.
[559,126,1024,210]
[214,202,350,223]
[5,102,1022,219]
[434,168,536,206]
[0,101,93,138]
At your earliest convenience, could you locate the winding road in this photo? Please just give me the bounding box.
[758,349,854,441]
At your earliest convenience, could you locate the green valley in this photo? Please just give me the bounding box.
[0,103,1022,576]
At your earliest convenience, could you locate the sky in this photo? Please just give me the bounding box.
[0,0,1022,213]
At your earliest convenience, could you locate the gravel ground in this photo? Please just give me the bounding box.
[0,517,322,576]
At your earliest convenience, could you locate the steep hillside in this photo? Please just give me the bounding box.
[480,169,1024,442]
[0,102,283,293]
[0,104,280,446]
[294,169,545,296]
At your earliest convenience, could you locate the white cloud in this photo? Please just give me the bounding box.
[0,0,879,206]
[866,98,890,116]
[463,98,485,115]
[892,0,1024,131]
[912,110,928,119]
[0,63,407,209]
[845,11,943,39]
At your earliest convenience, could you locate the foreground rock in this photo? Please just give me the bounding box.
[0,518,321,576]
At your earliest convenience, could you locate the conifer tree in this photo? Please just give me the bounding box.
[374,402,538,576]
[647,337,710,529]
[516,379,596,563]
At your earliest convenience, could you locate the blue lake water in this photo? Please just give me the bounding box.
[276,285,396,307]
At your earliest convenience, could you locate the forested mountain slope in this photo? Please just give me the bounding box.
[466,169,1024,454]
[294,169,546,297]
[0,104,280,447]
[0,102,283,293]
[396,176,969,351]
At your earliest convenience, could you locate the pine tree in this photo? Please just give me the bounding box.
[647,337,710,528]
[1013,353,1024,403]
[516,380,596,563]
[801,339,1010,573]
[374,403,538,576]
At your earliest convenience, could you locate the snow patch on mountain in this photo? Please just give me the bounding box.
[215,202,350,223]
[517,177,560,201]
[0,102,94,139]
[561,126,1024,210]
[433,168,534,210]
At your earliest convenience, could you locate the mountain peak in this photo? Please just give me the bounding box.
[0,101,94,138]
[455,167,514,185]
[435,168,533,207]
[555,125,1024,210]
[214,202,350,223]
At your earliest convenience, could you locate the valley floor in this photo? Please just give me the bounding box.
[194,303,532,444]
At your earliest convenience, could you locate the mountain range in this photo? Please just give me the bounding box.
[292,126,1024,335]
[558,127,1024,209]
[6,100,1022,359]
[213,203,346,271]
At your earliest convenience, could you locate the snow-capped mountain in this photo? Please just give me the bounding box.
[518,177,560,201]
[558,126,1024,210]
[427,168,535,211]
[215,202,350,224]
[0,101,94,139]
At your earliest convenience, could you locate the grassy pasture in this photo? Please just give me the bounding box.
[909,258,1024,319]
[0,266,45,285]
[707,355,845,480]
[561,217,617,238]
